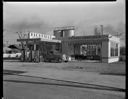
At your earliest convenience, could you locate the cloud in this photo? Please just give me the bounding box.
[3,1,125,45]
[4,16,53,33]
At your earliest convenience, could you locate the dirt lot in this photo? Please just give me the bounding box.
[4,60,125,75]
[61,61,126,75]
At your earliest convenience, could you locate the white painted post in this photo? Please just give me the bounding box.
[34,44,36,51]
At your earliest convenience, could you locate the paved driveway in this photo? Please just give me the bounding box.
[3,61,125,89]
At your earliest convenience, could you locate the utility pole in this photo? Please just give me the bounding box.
[6,41,8,44]
[100,25,103,35]
[94,26,98,35]
[117,32,119,37]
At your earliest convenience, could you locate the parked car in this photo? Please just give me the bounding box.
[3,52,21,58]
[3,53,11,58]
[15,53,22,58]
[44,51,62,62]
[10,53,17,58]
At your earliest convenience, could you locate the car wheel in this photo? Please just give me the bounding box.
[16,55,18,58]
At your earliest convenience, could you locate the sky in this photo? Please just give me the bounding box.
[3,0,125,46]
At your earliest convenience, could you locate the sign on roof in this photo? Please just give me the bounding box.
[17,32,55,40]
[29,32,55,40]
[17,32,29,39]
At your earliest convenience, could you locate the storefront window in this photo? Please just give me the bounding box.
[110,42,118,57]
[81,44,100,56]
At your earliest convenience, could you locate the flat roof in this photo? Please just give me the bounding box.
[40,38,61,43]
[69,35,109,39]
[17,38,61,43]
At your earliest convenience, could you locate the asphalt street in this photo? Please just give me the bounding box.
[3,74,125,99]
[3,61,125,99]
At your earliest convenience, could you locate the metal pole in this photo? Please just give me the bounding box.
[100,25,103,35]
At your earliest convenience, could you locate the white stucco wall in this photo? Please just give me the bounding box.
[102,35,120,63]
[102,57,119,63]
[108,57,119,63]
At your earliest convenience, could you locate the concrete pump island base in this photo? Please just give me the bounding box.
[17,26,120,63]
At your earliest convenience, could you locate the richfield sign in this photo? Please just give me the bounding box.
[18,32,55,40]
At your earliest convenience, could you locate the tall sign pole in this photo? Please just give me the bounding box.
[16,32,25,50]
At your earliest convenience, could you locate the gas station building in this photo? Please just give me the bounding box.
[17,26,120,63]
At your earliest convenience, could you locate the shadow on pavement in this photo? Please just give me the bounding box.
[3,70,27,75]
[100,73,125,76]
[3,78,125,92]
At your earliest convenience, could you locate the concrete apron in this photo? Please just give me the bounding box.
[19,68,125,90]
